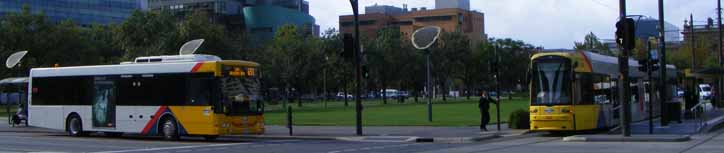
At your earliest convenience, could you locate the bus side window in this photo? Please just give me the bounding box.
[187,78,213,106]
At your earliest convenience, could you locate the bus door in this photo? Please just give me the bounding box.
[92,77,116,128]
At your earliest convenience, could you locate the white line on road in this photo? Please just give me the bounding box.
[91,143,250,153]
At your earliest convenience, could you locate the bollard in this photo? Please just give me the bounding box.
[287,106,293,136]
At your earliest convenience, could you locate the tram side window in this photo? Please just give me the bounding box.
[578,74,610,105]
[32,77,90,105]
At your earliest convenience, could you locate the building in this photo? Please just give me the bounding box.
[0,0,143,26]
[147,0,247,30]
[605,15,681,53]
[366,4,406,16]
[243,0,317,44]
[629,15,680,42]
[435,0,470,10]
[682,17,724,56]
[339,5,486,44]
[147,0,317,46]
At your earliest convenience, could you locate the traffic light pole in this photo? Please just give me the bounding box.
[494,45,501,131]
[350,0,363,136]
[658,0,669,127]
[647,40,654,134]
[619,0,632,137]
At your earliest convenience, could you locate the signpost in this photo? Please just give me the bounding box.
[411,26,442,122]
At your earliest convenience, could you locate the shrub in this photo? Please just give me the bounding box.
[508,109,530,129]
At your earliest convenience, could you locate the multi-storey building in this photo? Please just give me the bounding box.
[339,5,486,44]
[0,0,143,27]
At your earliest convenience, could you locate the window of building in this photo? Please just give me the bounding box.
[414,15,453,22]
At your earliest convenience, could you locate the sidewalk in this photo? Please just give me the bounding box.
[630,109,724,135]
[0,118,528,143]
[243,124,530,143]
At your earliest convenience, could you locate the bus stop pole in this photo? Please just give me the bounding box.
[5,86,9,125]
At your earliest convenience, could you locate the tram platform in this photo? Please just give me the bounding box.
[630,108,724,135]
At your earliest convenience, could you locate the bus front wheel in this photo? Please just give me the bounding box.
[66,115,85,137]
[161,117,180,141]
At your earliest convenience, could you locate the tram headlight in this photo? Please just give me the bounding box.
[530,109,538,113]
[561,108,571,113]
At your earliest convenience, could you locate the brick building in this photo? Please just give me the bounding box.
[339,4,486,44]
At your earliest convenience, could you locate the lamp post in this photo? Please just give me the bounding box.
[411,26,442,122]
[5,51,28,125]
[324,55,328,108]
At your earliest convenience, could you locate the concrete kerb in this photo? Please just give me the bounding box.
[236,131,528,143]
[562,135,691,142]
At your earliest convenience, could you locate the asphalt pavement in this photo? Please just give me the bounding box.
[3,117,724,153]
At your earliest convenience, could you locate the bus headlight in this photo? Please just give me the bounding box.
[531,109,538,113]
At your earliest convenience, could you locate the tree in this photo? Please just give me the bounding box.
[114,10,177,60]
[260,24,323,107]
[430,32,471,101]
[574,32,613,56]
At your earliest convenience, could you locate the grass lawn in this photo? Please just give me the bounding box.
[264,97,529,126]
[0,105,16,118]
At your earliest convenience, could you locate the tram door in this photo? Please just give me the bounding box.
[92,77,116,128]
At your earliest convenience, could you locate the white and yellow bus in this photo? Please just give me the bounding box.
[28,54,264,140]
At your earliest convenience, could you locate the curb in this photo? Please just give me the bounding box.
[562,135,691,142]
[416,134,500,143]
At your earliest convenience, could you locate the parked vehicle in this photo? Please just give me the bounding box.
[336,92,353,99]
[699,84,712,100]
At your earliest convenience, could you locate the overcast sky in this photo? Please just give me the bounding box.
[308,0,717,49]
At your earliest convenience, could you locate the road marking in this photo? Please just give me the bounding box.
[325,143,423,153]
[91,143,250,153]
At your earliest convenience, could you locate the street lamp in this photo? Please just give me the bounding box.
[411,26,442,122]
[5,51,28,124]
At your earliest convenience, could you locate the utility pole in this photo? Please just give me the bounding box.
[647,40,654,134]
[349,0,363,136]
[717,0,723,108]
[691,14,699,111]
[619,0,632,137]
[658,0,669,127]
[494,45,501,131]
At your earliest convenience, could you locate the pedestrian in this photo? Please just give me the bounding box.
[478,91,497,131]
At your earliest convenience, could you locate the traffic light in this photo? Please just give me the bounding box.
[616,18,636,50]
[649,59,660,71]
[342,33,354,60]
[638,59,660,72]
[638,59,649,72]
[362,65,369,79]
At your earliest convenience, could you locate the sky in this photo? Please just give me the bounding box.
[308,0,717,49]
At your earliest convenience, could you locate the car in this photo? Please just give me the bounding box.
[336,92,353,99]
[699,84,712,100]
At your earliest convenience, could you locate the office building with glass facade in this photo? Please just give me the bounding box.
[0,0,143,26]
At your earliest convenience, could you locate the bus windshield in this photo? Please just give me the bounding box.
[219,74,263,115]
[531,58,571,105]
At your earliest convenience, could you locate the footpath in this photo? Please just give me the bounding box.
[0,118,529,143]
[565,108,724,142]
[243,124,530,143]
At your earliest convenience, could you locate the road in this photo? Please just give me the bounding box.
[1,128,724,153]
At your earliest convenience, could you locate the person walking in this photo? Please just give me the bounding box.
[478,91,496,131]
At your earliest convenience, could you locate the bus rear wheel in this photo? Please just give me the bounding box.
[66,115,85,137]
[161,117,180,141]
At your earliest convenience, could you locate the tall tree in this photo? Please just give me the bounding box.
[574,32,613,56]
[114,10,177,60]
